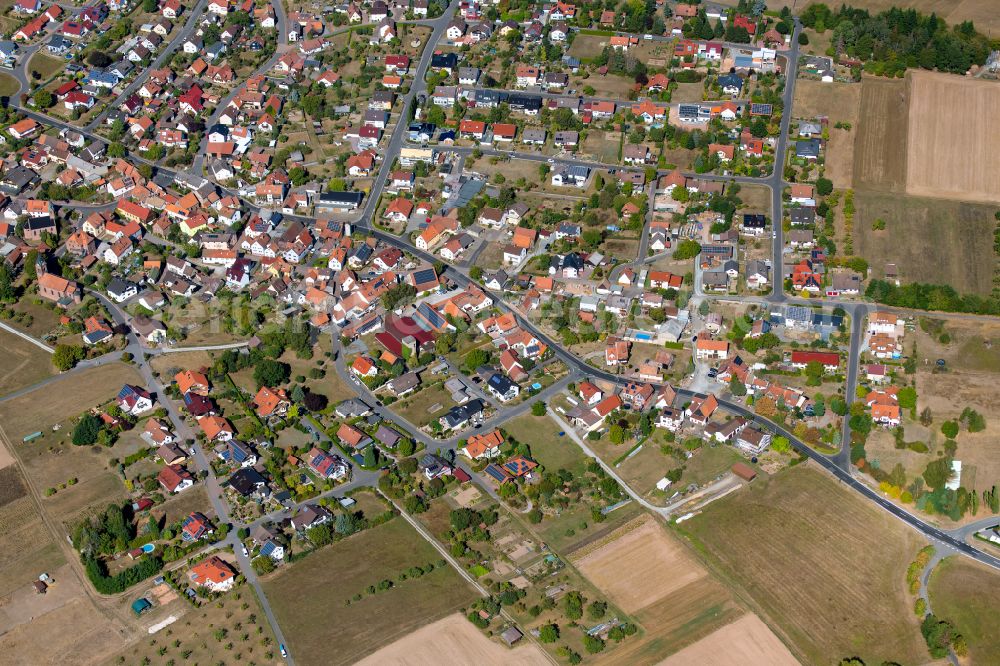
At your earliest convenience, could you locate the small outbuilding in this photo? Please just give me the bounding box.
[731,462,757,482]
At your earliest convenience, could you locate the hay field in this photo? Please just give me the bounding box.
[928,556,1000,663]
[678,465,928,665]
[573,518,708,613]
[853,76,909,192]
[658,614,799,666]
[854,191,997,294]
[356,613,549,666]
[793,79,861,188]
[0,363,143,440]
[905,71,1000,203]
[0,329,53,399]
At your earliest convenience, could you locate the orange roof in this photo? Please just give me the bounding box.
[512,226,537,249]
[254,386,288,417]
[352,356,375,375]
[199,415,232,439]
[464,429,504,457]
[174,370,209,395]
[696,338,730,351]
[190,556,236,586]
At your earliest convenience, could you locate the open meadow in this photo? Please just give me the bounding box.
[0,329,53,398]
[854,190,997,293]
[904,71,1000,203]
[928,556,1000,663]
[262,518,477,665]
[677,464,928,665]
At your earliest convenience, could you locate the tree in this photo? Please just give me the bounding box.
[531,401,547,416]
[897,386,917,409]
[564,591,584,620]
[363,445,377,468]
[919,406,933,426]
[463,348,489,373]
[729,378,746,396]
[253,359,290,388]
[815,177,834,196]
[587,600,607,620]
[538,624,559,643]
[72,413,102,445]
[583,635,605,654]
[608,424,626,445]
[52,344,84,371]
[252,556,275,575]
[469,266,483,281]
[803,360,824,386]
[672,239,701,260]
[923,457,953,490]
[397,438,415,456]
[33,89,54,109]
[941,420,959,439]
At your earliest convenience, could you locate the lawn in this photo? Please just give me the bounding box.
[0,363,143,441]
[928,556,1000,663]
[0,72,19,97]
[502,414,580,471]
[28,52,64,81]
[0,329,53,398]
[390,382,455,428]
[263,517,477,665]
[677,464,928,665]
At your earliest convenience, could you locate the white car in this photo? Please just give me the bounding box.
[241,545,249,557]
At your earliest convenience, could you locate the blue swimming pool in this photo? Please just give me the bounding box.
[633,333,653,341]
[141,543,155,553]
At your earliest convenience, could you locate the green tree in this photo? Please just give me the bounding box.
[531,401,547,416]
[608,424,626,445]
[815,177,834,196]
[253,359,290,388]
[52,344,84,371]
[538,624,559,643]
[587,600,607,620]
[672,239,701,260]
[941,420,959,439]
[72,413,102,446]
[729,378,746,396]
[897,386,918,409]
[33,89,54,109]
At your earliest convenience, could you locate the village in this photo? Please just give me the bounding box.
[0,0,999,663]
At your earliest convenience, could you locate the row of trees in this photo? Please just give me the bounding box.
[800,4,992,75]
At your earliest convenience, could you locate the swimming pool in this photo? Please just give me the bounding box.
[141,543,155,554]
[633,333,653,341]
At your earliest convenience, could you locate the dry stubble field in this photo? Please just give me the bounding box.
[678,464,928,665]
[570,516,751,665]
[659,614,799,666]
[853,76,909,192]
[356,613,549,666]
[904,71,1000,203]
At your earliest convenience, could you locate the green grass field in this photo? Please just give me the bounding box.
[0,330,53,399]
[0,72,19,97]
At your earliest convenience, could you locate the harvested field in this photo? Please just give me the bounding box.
[905,71,1000,203]
[356,612,549,666]
[264,518,477,666]
[928,556,1000,663]
[658,614,799,666]
[678,464,928,665]
[0,329,53,399]
[0,363,142,440]
[793,79,861,188]
[854,190,997,294]
[573,516,706,613]
[853,76,908,192]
